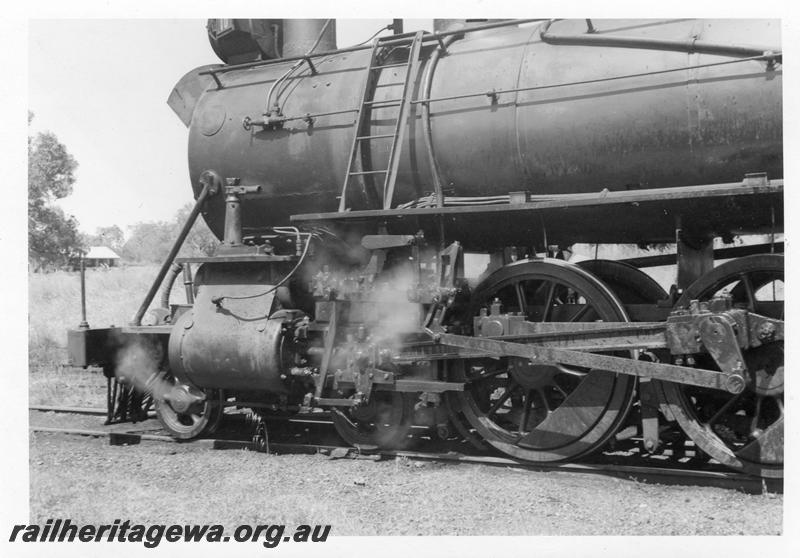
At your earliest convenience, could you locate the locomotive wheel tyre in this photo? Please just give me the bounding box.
[331,391,416,450]
[658,254,784,478]
[456,258,636,463]
[155,376,225,440]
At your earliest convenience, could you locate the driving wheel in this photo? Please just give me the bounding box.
[454,258,636,462]
[658,254,784,478]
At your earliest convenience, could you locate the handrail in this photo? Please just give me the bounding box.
[410,52,780,106]
[257,51,780,127]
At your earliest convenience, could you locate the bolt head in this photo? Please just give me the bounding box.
[758,322,777,341]
[726,375,745,393]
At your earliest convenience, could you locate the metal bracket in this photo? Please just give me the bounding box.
[698,315,747,393]
[302,56,317,74]
[638,376,660,453]
[743,172,768,188]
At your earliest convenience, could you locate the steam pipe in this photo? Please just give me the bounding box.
[130,170,221,325]
[183,264,195,305]
[159,262,184,309]
[265,19,334,114]
[539,19,780,59]
[420,34,457,207]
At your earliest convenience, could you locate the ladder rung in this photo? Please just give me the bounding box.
[364,99,403,106]
[356,134,395,140]
[349,170,389,176]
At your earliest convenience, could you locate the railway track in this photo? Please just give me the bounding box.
[29,406,781,494]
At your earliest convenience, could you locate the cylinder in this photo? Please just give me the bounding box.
[168,264,289,392]
[180,19,781,244]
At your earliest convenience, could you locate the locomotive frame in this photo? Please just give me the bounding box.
[67,18,784,479]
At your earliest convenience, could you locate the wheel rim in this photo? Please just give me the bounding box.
[659,254,784,477]
[331,392,415,449]
[155,375,224,440]
[577,259,667,305]
[456,259,636,462]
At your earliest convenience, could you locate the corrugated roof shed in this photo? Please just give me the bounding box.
[85,246,121,259]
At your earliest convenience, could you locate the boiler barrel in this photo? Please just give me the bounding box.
[182,19,782,241]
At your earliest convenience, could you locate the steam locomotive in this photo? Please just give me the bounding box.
[67,19,783,478]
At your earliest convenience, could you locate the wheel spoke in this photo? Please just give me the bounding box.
[486,386,514,417]
[738,272,757,311]
[750,395,764,436]
[552,381,569,398]
[514,282,527,316]
[704,392,743,427]
[568,304,591,323]
[535,389,552,414]
[518,390,532,434]
[541,281,557,322]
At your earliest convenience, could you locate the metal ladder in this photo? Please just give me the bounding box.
[339,31,425,212]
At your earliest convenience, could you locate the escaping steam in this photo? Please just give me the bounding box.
[310,261,428,348]
[113,336,172,401]
[368,266,425,347]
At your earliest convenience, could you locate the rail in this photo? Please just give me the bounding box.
[29,419,781,494]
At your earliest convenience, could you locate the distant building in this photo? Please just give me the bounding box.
[84,246,121,268]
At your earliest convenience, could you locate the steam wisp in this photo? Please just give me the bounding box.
[113,337,172,401]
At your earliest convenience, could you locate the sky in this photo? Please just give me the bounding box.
[28,19,432,236]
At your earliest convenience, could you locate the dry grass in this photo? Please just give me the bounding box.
[28,265,189,405]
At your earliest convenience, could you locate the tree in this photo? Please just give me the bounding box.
[120,221,175,263]
[175,203,218,258]
[120,204,219,264]
[28,112,83,270]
